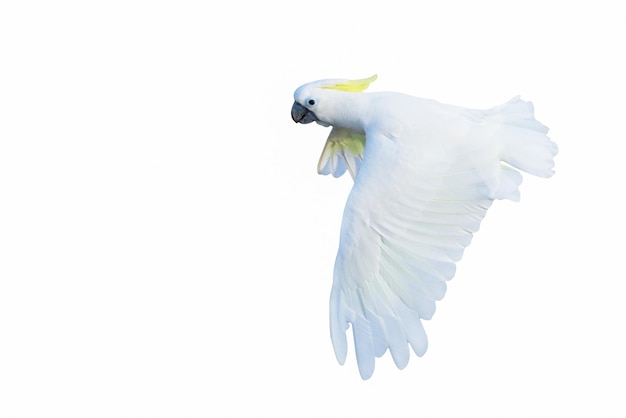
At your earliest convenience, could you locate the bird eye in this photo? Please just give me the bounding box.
[308,99,316,106]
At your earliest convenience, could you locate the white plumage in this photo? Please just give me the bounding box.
[291,75,557,379]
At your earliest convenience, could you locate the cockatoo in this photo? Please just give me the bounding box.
[291,75,557,380]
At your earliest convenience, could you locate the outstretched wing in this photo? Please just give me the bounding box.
[329,127,500,380]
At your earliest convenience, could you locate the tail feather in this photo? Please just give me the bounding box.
[491,96,549,133]
[492,97,558,179]
[492,164,523,201]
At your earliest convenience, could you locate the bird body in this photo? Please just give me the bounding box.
[291,75,557,379]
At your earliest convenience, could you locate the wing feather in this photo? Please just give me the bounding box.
[317,128,365,179]
[325,95,557,379]
[329,129,497,379]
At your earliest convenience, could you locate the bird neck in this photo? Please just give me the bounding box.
[327,92,368,133]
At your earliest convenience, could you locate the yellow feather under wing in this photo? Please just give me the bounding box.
[317,128,366,180]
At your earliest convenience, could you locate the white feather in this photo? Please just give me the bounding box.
[293,80,558,379]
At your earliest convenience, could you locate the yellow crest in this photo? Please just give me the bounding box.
[321,74,378,92]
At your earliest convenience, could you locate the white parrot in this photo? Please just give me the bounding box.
[291,75,557,380]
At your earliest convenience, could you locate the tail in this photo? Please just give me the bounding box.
[492,96,558,179]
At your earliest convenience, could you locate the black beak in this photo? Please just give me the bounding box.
[291,102,318,124]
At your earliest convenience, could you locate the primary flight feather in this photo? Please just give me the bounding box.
[291,75,557,380]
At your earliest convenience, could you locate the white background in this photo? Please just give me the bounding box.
[1,1,624,416]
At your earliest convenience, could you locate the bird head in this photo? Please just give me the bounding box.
[291,75,377,127]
